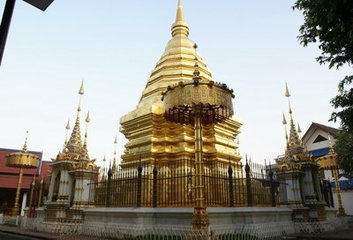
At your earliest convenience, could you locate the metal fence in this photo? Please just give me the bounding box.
[92,159,280,208]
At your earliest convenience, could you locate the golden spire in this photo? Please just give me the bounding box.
[171,0,189,37]
[285,82,291,98]
[102,155,106,178]
[81,111,90,161]
[192,44,201,82]
[112,135,118,173]
[79,80,85,95]
[62,120,70,153]
[64,120,70,144]
[285,83,301,148]
[66,82,84,154]
[282,113,287,125]
[22,131,29,153]
[282,113,288,144]
[297,123,302,138]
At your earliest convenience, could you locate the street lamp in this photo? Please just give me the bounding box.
[0,0,54,66]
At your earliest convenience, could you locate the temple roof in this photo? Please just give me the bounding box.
[302,122,339,143]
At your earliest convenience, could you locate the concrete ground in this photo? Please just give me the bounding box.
[1,224,353,240]
[288,229,353,240]
[0,225,99,240]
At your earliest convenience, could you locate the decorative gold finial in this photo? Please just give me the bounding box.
[65,120,70,130]
[193,43,201,82]
[84,112,90,139]
[64,119,70,146]
[81,111,91,161]
[22,131,29,152]
[282,113,289,145]
[282,113,287,125]
[102,155,106,178]
[85,111,90,123]
[112,135,118,173]
[66,82,85,153]
[79,80,85,95]
[283,82,305,157]
[171,0,189,37]
[298,123,302,134]
[327,133,335,154]
[285,82,291,97]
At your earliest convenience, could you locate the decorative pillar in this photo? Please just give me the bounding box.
[12,167,24,216]
[191,105,209,230]
[38,179,44,207]
[333,167,346,216]
[161,51,235,230]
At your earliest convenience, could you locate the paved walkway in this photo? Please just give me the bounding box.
[0,225,99,240]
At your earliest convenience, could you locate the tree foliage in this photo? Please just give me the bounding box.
[293,0,353,174]
[293,0,353,69]
[330,76,353,132]
[334,129,353,176]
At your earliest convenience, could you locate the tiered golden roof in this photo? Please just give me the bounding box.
[120,0,242,165]
[277,83,313,171]
[52,82,98,171]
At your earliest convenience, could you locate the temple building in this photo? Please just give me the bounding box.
[45,82,99,221]
[276,84,327,221]
[14,1,350,238]
[120,0,242,167]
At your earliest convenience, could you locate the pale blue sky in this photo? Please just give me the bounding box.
[0,1,350,166]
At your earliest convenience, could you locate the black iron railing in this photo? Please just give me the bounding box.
[92,159,279,208]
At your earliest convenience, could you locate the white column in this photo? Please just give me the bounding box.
[20,193,28,216]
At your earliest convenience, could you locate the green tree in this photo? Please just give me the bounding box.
[334,129,353,176]
[293,0,353,174]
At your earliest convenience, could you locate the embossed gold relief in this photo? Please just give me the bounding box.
[6,153,39,168]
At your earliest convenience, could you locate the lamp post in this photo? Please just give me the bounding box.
[0,0,54,66]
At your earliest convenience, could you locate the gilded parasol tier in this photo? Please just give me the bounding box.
[120,0,242,165]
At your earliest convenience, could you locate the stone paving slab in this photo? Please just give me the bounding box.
[0,225,99,240]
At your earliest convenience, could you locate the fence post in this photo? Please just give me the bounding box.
[328,180,334,208]
[245,157,253,207]
[153,164,158,208]
[137,163,143,207]
[228,164,234,207]
[106,168,112,207]
[269,165,276,207]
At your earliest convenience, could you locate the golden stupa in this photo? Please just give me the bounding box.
[120,0,242,166]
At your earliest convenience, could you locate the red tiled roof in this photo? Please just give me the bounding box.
[39,161,51,178]
[0,174,34,189]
